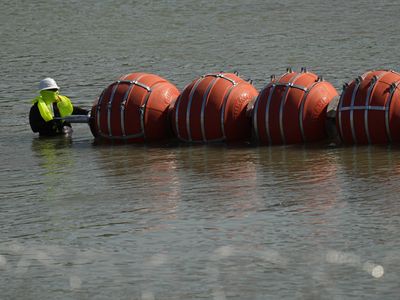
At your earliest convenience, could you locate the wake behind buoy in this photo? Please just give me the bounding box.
[336,70,400,144]
[89,73,180,142]
[169,72,258,143]
[252,68,338,145]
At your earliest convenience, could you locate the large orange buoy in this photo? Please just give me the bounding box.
[170,72,258,143]
[252,68,338,145]
[89,73,180,142]
[336,70,400,144]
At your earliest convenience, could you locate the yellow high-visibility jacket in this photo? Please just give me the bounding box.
[31,90,73,122]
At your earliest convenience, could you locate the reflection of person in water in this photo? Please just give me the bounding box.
[31,137,74,204]
[31,137,73,172]
[29,78,88,136]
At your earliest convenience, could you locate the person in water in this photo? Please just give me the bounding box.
[29,78,88,136]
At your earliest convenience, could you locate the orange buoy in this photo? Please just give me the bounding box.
[89,73,179,142]
[252,68,338,145]
[336,70,400,144]
[170,72,258,143]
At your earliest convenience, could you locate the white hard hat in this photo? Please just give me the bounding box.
[39,78,59,91]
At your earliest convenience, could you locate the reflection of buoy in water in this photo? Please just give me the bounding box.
[169,72,258,143]
[89,73,180,142]
[336,70,400,144]
[252,68,338,145]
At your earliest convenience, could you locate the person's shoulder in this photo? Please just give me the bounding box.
[31,95,42,104]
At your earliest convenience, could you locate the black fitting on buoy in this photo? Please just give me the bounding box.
[270,74,276,82]
[286,67,293,73]
[234,70,239,76]
[301,67,307,73]
[390,82,398,93]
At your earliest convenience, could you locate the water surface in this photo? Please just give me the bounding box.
[1,0,400,299]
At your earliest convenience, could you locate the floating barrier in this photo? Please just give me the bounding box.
[252,68,338,145]
[336,70,400,144]
[89,73,180,142]
[170,72,258,143]
[48,68,400,146]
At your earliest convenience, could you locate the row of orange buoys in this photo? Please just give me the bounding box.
[89,69,400,145]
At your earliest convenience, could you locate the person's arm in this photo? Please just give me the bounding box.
[56,95,74,117]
